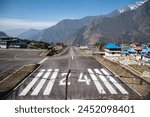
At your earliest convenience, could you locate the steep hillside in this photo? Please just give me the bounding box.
[66,0,150,45]
[0,31,8,37]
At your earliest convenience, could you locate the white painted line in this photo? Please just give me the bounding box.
[101,69,129,94]
[101,69,110,76]
[31,69,52,96]
[79,73,83,79]
[94,69,117,94]
[72,56,74,60]
[19,69,45,96]
[43,69,59,95]
[88,69,106,94]
[38,57,48,64]
[14,52,24,60]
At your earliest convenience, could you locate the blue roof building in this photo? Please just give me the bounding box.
[104,43,121,57]
[104,43,121,49]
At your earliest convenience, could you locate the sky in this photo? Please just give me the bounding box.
[0,0,144,30]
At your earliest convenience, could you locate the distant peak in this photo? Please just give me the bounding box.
[29,28,40,31]
[128,0,148,10]
[29,28,36,31]
[117,0,148,13]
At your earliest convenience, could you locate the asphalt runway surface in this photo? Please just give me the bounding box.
[0,49,44,80]
[7,47,140,100]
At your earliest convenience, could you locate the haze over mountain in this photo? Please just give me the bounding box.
[18,10,122,42]
[18,29,41,40]
[4,29,28,37]
[18,16,101,42]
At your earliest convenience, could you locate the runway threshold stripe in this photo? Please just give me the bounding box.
[31,69,52,96]
[19,69,45,96]
[88,69,106,94]
[101,69,129,94]
[43,69,59,95]
[94,69,117,94]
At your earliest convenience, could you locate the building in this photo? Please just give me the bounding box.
[0,36,13,48]
[129,42,141,48]
[0,41,7,48]
[0,36,27,49]
[127,48,136,54]
[80,46,89,50]
[104,43,121,57]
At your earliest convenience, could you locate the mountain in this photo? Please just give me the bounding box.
[66,0,150,45]
[0,31,8,37]
[21,13,120,43]
[18,29,41,40]
[32,0,148,44]
[4,29,28,37]
[117,0,148,13]
[30,16,101,43]
[8,0,148,44]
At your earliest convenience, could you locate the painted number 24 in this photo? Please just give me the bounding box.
[59,73,91,85]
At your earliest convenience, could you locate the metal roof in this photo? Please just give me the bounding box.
[142,48,150,53]
[0,36,10,39]
[127,48,135,53]
[104,43,121,49]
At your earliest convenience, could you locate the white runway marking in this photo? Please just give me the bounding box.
[101,69,129,94]
[14,52,24,60]
[72,56,74,60]
[78,73,91,85]
[88,69,106,94]
[59,73,71,85]
[38,57,48,64]
[19,68,130,97]
[94,69,117,94]
[31,69,52,96]
[43,69,59,95]
[19,69,45,96]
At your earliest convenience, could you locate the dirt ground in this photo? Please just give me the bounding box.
[94,54,150,99]
[130,65,150,75]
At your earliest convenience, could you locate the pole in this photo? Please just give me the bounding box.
[65,69,71,100]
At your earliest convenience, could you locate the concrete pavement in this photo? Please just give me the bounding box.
[0,49,44,80]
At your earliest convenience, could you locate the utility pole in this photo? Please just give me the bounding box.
[65,69,71,100]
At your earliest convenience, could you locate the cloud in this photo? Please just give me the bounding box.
[0,18,57,30]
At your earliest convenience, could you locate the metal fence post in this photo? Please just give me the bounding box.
[65,69,71,100]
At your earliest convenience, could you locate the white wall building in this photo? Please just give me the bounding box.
[0,41,7,48]
[104,43,121,57]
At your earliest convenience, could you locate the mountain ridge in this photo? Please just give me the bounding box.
[0,31,10,37]
[16,0,150,45]
[18,29,41,40]
[66,0,150,45]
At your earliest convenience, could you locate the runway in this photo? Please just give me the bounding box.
[7,47,139,100]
